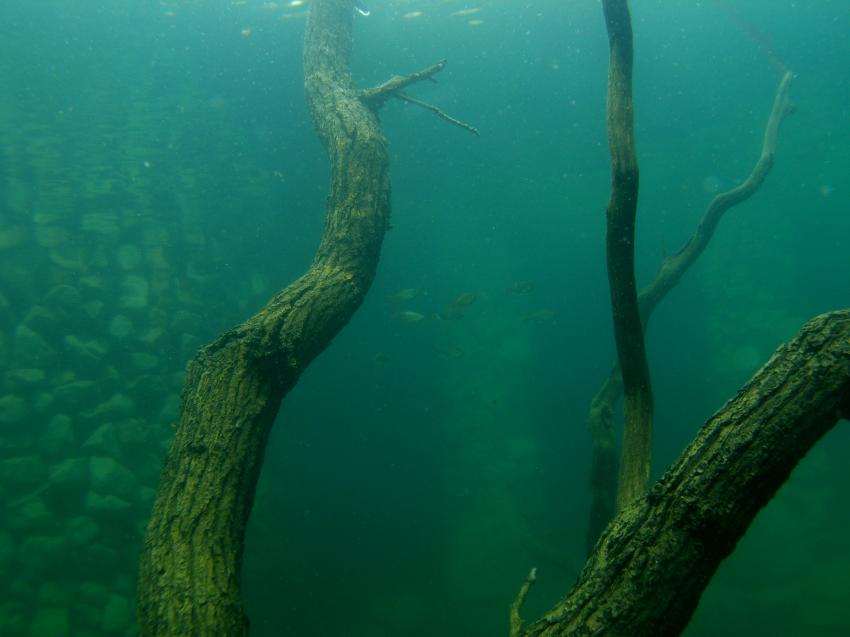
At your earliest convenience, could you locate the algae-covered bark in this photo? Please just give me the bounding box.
[585,71,795,551]
[522,310,850,637]
[600,0,654,510]
[137,1,391,634]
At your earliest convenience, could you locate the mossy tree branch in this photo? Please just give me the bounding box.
[601,0,654,511]
[136,0,430,633]
[524,310,850,636]
[585,70,795,551]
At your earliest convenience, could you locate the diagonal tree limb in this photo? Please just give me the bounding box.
[394,92,480,136]
[526,309,850,637]
[586,70,795,552]
[509,567,538,637]
[359,60,446,105]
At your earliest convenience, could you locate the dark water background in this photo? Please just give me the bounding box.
[0,1,848,635]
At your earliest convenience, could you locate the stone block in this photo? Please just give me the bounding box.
[39,414,76,457]
[89,456,137,500]
[18,535,67,571]
[101,593,131,633]
[28,606,71,637]
[65,516,100,546]
[48,457,90,492]
[0,393,29,426]
[13,324,57,368]
[0,454,47,487]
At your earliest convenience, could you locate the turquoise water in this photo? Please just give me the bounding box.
[0,1,848,635]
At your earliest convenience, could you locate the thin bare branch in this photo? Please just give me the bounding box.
[509,567,537,637]
[359,60,479,135]
[359,60,447,105]
[395,92,480,136]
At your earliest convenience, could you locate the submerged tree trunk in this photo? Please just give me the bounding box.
[137,1,391,634]
[601,0,654,510]
[585,70,795,551]
[520,310,850,636]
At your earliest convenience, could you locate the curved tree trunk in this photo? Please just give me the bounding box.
[137,1,391,634]
[522,310,850,637]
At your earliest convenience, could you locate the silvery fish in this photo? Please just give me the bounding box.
[395,310,425,323]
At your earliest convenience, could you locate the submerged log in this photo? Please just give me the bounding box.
[523,310,850,636]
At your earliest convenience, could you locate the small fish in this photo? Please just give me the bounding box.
[506,281,535,295]
[354,2,370,16]
[402,10,424,19]
[451,7,481,17]
[449,292,477,308]
[395,310,425,323]
[435,345,465,360]
[521,309,557,323]
[387,287,421,302]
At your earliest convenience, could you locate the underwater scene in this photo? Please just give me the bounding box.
[0,0,849,635]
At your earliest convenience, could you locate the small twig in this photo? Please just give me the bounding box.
[395,92,480,136]
[509,567,537,637]
[359,60,447,105]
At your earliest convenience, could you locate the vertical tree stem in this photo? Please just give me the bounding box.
[601,0,654,510]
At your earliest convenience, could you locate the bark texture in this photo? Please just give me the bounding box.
[524,310,850,637]
[137,1,391,634]
[601,0,654,510]
[585,71,795,550]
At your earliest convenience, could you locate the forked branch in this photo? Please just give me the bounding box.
[585,69,795,551]
[360,60,479,135]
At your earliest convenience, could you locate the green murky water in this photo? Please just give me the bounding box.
[0,1,848,635]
